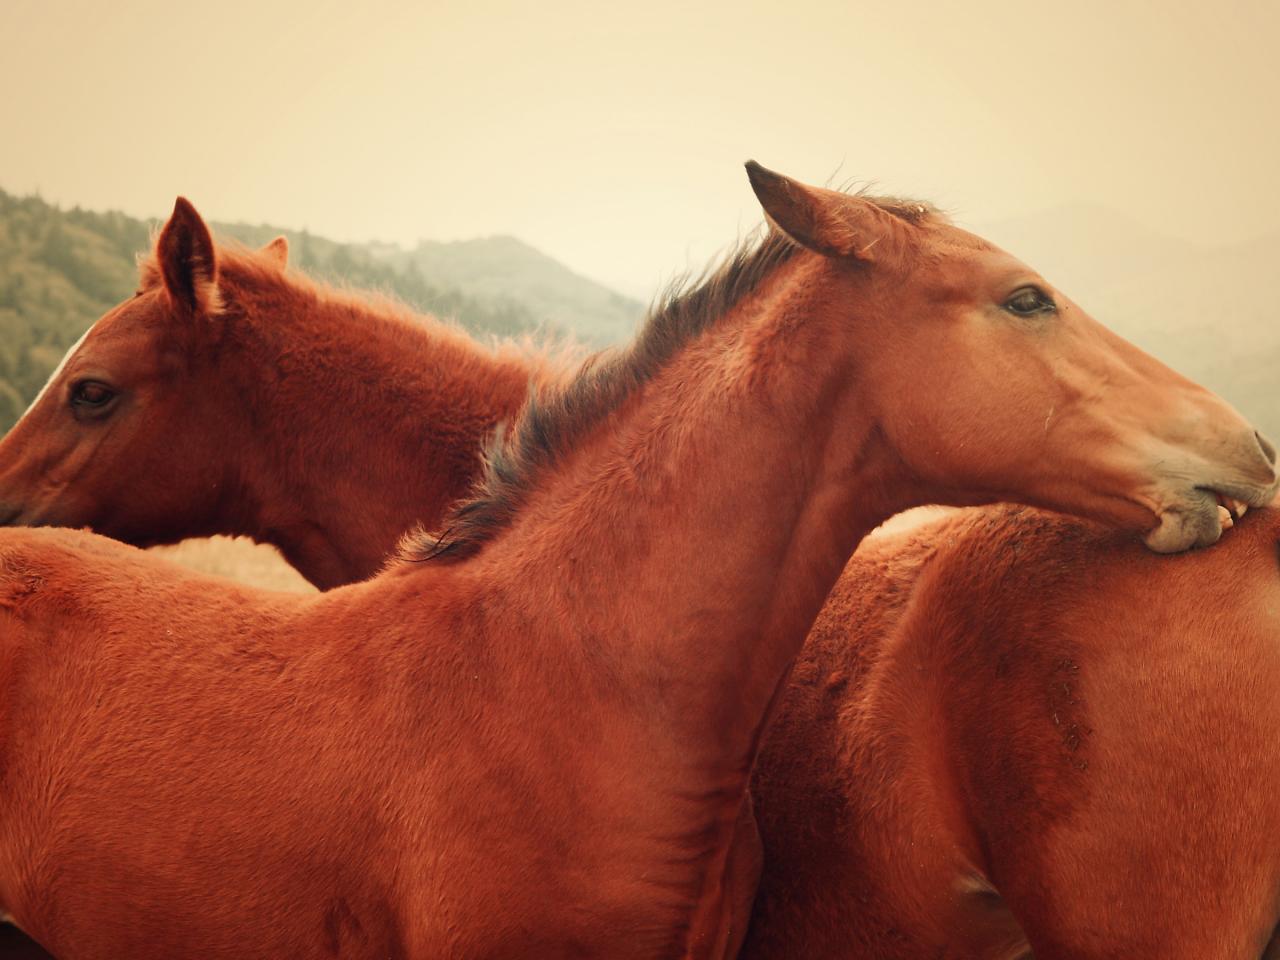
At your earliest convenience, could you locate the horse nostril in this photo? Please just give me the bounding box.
[1256,431,1278,467]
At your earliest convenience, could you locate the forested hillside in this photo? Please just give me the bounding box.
[0,191,146,427]
[0,189,644,433]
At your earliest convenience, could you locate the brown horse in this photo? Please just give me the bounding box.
[0,203,560,589]
[1,193,1272,591]
[744,503,1280,959]
[0,165,1275,959]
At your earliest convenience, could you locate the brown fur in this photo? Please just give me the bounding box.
[0,201,567,588]
[0,167,1274,958]
[410,185,937,563]
[407,228,801,561]
[745,504,1280,958]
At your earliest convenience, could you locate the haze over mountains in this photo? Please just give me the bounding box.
[977,206,1280,440]
[370,235,642,346]
[1,187,1276,442]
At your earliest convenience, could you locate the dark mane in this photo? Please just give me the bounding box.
[403,197,935,564]
[397,226,797,563]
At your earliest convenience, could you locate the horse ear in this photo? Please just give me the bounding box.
[157,197,219,314]
[744,161,899,262]
[261,236,289,268]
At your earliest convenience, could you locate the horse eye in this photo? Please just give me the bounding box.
[70,381,117,412]
[1004,286,1055,317]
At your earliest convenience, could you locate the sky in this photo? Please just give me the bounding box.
[3,0,1277,297]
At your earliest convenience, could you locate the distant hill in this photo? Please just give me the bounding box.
[206,220,588,343]
[976,206,1280,440]
[373,235,643,346]
[0,189,645,434]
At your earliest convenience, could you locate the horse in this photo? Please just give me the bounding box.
[0,206,562,589]
[0,163,1274,959]
[743,502,1280,959]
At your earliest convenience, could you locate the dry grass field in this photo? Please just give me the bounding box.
[148,537,317,594]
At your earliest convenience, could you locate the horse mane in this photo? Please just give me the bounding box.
[404,195,937,564]
[136,235,575,388]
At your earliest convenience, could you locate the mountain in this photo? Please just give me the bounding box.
[0,189,645,434]
[372,235,642,346]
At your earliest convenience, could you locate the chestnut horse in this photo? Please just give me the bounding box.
[0,164,1275,959]
[744,503,1280,959]
[0,204,560,589]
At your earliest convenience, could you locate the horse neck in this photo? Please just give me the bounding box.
[226,277,546,588]
[476,251,932,796]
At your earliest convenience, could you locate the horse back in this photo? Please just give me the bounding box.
[930,506,1280,958]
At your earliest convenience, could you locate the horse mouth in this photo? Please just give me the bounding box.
[1214,492,1251,525]
[1144,482,1277,554]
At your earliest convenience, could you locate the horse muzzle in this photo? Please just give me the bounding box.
[1144,477,1280,553]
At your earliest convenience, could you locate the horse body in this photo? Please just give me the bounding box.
[745,513,1020,959]
[0,166,1276,957]
[745,505,1280,958]
[1,528,732,957]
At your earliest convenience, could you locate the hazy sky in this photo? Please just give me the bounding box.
[4,0,1277,296]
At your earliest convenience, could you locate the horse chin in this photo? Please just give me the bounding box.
[1138,467,1280,554]
[1143,499,1224,554]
